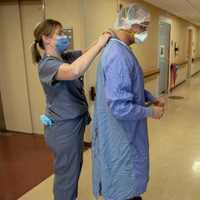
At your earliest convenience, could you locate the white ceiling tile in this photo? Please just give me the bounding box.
[144,0,200,26]
[187,0,200,11]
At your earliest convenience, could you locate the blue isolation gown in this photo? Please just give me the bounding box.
[92,38,156,200]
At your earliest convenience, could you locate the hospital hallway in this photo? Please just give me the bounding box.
[1,0,200,199]
[5,72,197,200]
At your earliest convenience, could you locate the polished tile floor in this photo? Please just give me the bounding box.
[19,74,200,200]
[0,133,53,200]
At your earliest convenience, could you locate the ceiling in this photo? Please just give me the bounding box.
[144,0,200,26]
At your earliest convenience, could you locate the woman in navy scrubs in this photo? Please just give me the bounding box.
[31,19,111,200]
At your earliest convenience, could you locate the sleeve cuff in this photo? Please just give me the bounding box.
[145,107,153,117]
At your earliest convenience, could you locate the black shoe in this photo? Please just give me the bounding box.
[132,197,142,200]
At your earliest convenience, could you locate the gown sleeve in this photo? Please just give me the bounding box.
[103,48,152,121]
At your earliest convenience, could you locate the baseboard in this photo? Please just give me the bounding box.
[191,70,200,77]
[170,79,186,91]
[3,130,92,148]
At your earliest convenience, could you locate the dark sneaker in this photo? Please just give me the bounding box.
[132,197,142,200]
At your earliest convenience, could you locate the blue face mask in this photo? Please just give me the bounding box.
[55,35,70,54]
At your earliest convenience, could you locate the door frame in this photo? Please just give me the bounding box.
[157,16,172,94]
[187,27,194,78]
[0,91,6,132]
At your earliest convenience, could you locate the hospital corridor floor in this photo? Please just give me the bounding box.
[19,73,200,200]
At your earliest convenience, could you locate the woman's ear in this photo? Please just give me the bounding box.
[42,35,51,45]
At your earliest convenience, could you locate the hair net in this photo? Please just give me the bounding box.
[114,4,150,30]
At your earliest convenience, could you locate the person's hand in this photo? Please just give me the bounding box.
[103,28,116,37]
[153,96,166,107]
[96,32,112,48]
[151,106,164,119]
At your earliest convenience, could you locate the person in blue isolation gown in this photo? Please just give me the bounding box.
[92,4,165,200]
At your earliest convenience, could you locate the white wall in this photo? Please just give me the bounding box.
[46,0,85,50]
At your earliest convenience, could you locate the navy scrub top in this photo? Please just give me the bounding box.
[38,51,88,122]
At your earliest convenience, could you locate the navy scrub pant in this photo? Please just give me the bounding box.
[44,117,85,200]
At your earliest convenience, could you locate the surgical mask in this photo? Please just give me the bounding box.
[134,31,148,44]
[55,35,70,53]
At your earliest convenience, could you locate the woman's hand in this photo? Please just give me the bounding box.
[103,28,116,37]
[96,32,112,48]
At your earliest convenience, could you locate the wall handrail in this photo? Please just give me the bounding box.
[143,67,160,78]
[173,61,188,69]
[192,57,200,62]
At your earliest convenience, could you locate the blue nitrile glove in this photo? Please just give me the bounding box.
[40,114,54,127]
